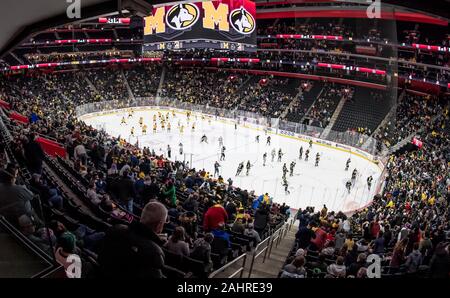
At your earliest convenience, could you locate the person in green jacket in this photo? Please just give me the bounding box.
[163,181,176,207]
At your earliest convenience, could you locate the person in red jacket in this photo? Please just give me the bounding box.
[310,226,327,251]
[203,203,228,232]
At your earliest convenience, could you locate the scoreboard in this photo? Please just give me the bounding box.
[143,0,256,51]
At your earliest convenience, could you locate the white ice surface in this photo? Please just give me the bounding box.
[80,108,382,212]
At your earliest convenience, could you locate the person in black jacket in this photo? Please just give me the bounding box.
[295,222,317,249]
[253,205,270,237]
[116,170,136,213]
[23,133,45,175]
[98,201,168,278]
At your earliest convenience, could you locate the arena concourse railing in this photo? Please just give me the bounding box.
[75,96,386,157]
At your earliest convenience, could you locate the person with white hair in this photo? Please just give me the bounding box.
[98,201,168,278]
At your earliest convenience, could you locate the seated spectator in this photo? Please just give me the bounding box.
[54,231,82,278]
[18,215,55,254]
[86,181,103,205]
[280,256,307,278]
[50,220,105,253]
[179,211,198,241]
[98,201,168,278]
[190,233,214,272]
[165,226,190,257]
[405,242,423,274]
[429,242,450,278]
[327,256,346,278]
[0,163,37,225]
[347,253,367,277]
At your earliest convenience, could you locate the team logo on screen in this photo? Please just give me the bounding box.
[166,3,200,30]
[229,7,255,34]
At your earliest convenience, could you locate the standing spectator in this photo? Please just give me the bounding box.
[203,203,228,232]
[115,170,136,213]
[23,133,45,174]
[254,204,270,237]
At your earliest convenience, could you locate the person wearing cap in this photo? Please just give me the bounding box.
[98,201,168,278]
[55,231,82,278]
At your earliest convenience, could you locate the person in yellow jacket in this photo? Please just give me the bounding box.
[386,200,395,208]
[428,196,435,205]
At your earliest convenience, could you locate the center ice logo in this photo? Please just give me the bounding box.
[166,3,200,30]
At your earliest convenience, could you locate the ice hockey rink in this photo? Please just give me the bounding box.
[80,107,384,213]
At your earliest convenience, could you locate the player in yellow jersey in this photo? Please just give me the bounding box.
[121,116,126,125]
[128,109,133,118]
[153,122,157,133]
[130,127,135,136]
[142,124,147,134]
[192,122,195,131]
[172,110,176,117]
[167,122,171,132]
[139,117,143,127]
[180,125,184,133]
[161,121,165,130]
[153,114,157,122]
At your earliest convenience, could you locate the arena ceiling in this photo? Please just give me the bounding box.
[0,0,174,58]
[0,0,448,58]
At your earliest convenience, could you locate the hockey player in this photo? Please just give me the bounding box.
[128,109,133,118]
[351,168,358,183]
[266,136,271,146]
[121,116,127,125]
[346,180,352,193]
[167,122,171,132]
[153,122,157,133]
[345,158,351,171]
[290,161,296,176]
[180,125,184,134]
[214,161,221,177]
[142,124,147,135]
[167,145,172,159]
[139,117,143,127]
[299,146,303,160]
[161,120,165,130]
[192,122,196,131]
[271,148,276,162]
[367,176,373,190]
[200,134,208,143]
[283,177,290,194]
[315,153,320,167]
[153,114,157,122]
[263,152,267,166]
[246,160,252,176]
[235,122,237,130]
[282,163,288,179]
[305,149,310,161]
[255,135,260,143]
[130,126,135,136]
[220,146,226,161]
[277,149,283,162]
[179,142,183,155]
[236,162,244,176]
[218,136,223,147]
[309,139,313,148]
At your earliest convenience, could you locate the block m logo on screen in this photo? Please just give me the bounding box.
[144,7,166,35]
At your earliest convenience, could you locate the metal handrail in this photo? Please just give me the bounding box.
[209,253,247,278]
[247,218,293,277]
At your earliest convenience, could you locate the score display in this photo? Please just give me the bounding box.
[143,0,256,51]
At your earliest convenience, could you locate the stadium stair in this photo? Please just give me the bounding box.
[320,93,349,139]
